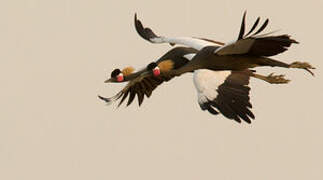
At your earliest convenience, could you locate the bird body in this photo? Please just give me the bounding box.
[135,12,314,77]
[169,48,291,76]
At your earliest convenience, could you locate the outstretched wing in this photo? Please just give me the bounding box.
[134,13,223,50]
[99,74,173,107]
[194,69,254,123]
[134,13,160,43]
[215,11,298,56]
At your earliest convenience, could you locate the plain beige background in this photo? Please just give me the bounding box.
[1,0,323,179]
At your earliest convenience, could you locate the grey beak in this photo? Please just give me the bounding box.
[141,71,150,76]
[104,78,113,83]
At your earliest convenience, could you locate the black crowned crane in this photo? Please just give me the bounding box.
[136,12,315,77]
[102,12,305,123]
[98,12,305,123]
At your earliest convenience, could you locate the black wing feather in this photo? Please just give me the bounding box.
[238,11,247,40]
[244,17,260,37]
[248,34,298,56]
[127,86,137,106]
[252,18,269,36]
[134,13,159,42]
[136,85,145,106]
[118,90,129,107]
[199,70,254,123]
[219,13,298,57]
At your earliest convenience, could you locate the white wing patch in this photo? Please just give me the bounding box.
[183,53,195,60]
[151,36,217,50]
[193,70,231,106]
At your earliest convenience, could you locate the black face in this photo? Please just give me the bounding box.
[147,62,157,71]
[111,69,121,78]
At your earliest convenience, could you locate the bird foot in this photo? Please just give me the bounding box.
[289,61,315,76]
[264,73,290,84]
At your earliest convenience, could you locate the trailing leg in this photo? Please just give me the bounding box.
[257,57,315,76]
[251,72,290,84]
[289,61,315,76]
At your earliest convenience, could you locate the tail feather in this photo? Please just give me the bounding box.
[249,35,298,56]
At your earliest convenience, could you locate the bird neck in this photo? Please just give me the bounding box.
[123,71,142,81]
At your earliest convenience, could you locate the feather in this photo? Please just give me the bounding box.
[126,87,136,106]
[238,11,247,40]
[158,60,174,72]
[121,67,135,76]
[142,79,153,97]
[118,91,129,107]
[136,85,145,106]
[134,13,159,41]
[98,92,122,106]
[244,17,260,37]
[134,14,222,50]
[252,18,269,36]
[206,104,219,115]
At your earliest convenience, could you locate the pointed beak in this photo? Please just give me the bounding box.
[141,71,150,77]
[104,78,113,83]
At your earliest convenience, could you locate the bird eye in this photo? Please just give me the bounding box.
[147,62,157,70]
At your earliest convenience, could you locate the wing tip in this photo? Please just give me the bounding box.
[133,13,160,42]
[98,95,113,106]
[238,11,247,40]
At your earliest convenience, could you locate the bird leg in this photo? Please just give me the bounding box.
[252,73,290,84]
[289,61,315,76]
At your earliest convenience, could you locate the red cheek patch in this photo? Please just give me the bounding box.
[117,75,124,82]
[153,69,160,76]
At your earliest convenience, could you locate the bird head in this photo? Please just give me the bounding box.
[105,68,124,83]
[147,62,160,76]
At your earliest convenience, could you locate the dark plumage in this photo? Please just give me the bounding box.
[197,70,254,123]
[134,13,159,42]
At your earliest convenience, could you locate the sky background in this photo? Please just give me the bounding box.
[1,0,323,179]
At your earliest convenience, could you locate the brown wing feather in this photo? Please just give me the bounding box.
[247,35,298,56]
[99,74,174,107]
[214,70,254,123]
[118,90,129,107]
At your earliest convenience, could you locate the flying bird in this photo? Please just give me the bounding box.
[136,12,315,77]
